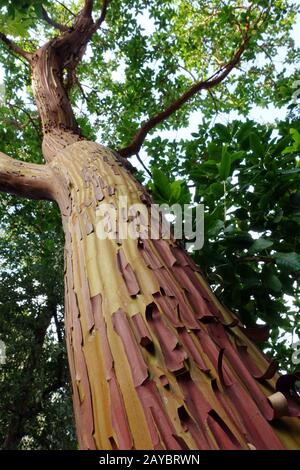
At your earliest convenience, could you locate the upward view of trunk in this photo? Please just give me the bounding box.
[0,1,300,451]
[47,140,300,450]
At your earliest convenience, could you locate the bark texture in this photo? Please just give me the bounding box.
[49,140,300,450]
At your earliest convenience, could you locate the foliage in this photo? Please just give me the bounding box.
[0,193,77,449]
[149,118,300,372]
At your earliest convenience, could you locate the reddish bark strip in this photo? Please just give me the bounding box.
[146,304,187,374]
[136,381,183,450]
[112,309,148,387]
[117,249,140,296]
[132,313,153,349]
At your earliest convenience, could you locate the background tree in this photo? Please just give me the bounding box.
[0,195,76,449]
[0,0,299,450]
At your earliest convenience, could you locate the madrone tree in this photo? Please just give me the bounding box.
[0,0,300,450]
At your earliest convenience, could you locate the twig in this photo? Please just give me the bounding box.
[55,0,76,17]
[135,153,152,178]
[41,6,69,32]
[11,103,41,135]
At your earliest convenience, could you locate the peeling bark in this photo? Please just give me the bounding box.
[48,141,300,450]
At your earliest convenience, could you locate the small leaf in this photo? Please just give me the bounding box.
[262,265,282,292]
[274,252,300,272]
[248,238,273,254]
[219,145,231,180]
[170,181,182,203]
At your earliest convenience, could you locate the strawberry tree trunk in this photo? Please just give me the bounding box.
[47,140,299,450]
[19,11,299,449]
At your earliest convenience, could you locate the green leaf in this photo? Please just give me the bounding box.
[170,181,182,203]
[231,151,246,163]
[207,219,224,237]
[219,145,231,180]
[248,238,273,254]
[249,132,264,157]
[214,123,231,142]
[262,265,282,292]
[152,168,171,200]
[274,252,300,272]
[282,128,300,154]
[207,182,224,198]
[207,142,221,160]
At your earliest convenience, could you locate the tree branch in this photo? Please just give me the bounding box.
[0,32,32,62]
[79,0,109,25]
[94,0,110,29]
[118,36,250,158]
[41,6,69,32]
[0,152,54,200]
[81,0,94,17]
[135,152,152,178]
[55,0,76,18]
[51,0,108,66]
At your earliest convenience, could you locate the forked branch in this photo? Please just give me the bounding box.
[52,0,110,70]
[117,5,268,159]
[94,0,110,28]
[118,38,249,158]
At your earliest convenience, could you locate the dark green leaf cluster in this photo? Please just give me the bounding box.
[150,118,300,371]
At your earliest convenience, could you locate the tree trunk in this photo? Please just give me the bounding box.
[48,140,300,450]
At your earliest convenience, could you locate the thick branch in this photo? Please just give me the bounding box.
[118,37,249,158]
[41,6,69,32]
[82,0,94,17]
[78,0,109,23]
[0,32,32,62]
[0,151,54,200]
[49,0,109,67]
